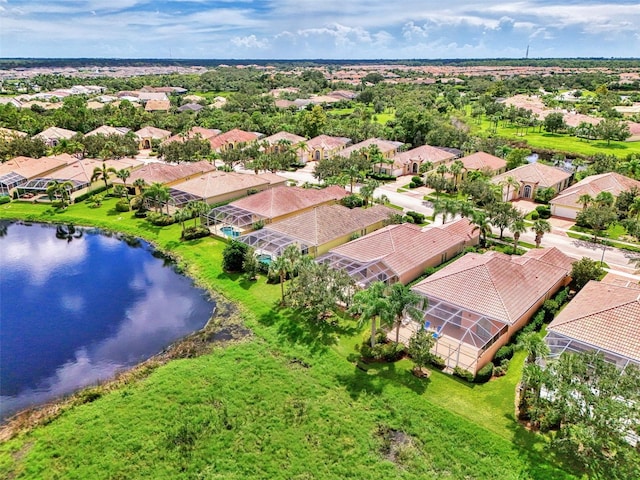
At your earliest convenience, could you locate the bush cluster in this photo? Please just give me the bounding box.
[408,176,424,189]
[535,205,551,219]
[0,196,10,204]
[429,355,446,370]
[115,199,130,212]
[146,212,175,226]
[404,210,426,224]
[74,184,109,204]
[340,194,364,209]
[474,362,494,383]
[493,345,515,364]
[360,341,406,362]
[453,366,474,382]
[182,226,210,240]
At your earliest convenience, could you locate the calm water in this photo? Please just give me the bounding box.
[0,222,215,419]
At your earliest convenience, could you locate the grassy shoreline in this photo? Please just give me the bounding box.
[0,200,577,479]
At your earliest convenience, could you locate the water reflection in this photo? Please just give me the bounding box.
[0,223,214,419]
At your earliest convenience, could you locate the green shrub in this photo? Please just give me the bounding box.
[222,239,249,272]
[474,362,494,383]
[0,196,10,204]
[130,196,143,210]
[405,210,426,223]
[134,210,148,218]
[424,266,437,276]
[340,194,364,209]
[453,366,474,382]
[493,345,514,363]
[115,199,130,212]
[535,205,551,219]
[411,176,424,186]
[429,355,446,370]
[74,184,109,203]
[530,211,539,220]
[182,226,210,240]
[403,214,415,223]
[147,212,174,226]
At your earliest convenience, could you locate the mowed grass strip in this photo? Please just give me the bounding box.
[0,200,575,479]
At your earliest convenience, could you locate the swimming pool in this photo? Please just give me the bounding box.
[220,226,240,238]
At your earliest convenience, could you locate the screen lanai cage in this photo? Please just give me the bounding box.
[0,172,27,196]
[204,204,266,237]
[17,178,89,197]
[315,252,397,288]
[238,229,311,259]
[545,331,640,371]
[396,295,509,374]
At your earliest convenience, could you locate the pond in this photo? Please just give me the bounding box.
[0,221,215,420]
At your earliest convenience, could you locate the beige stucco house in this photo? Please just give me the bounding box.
[492,163,573,202]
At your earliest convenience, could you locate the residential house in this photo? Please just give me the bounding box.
[205,185,348,233]
[0,127,27,140]
[145,99,171,112]
[33,127,78,147]
[317,218,479,287]
[545,280,640,369]
[390,144,457,176]
[163,127,221,145]
[208,128,262,153]
[305,134,352,162]
[135,126,172,150]
[453,152,507,179]
[405,248,573,374]
[85,125,130,137]
[0,155,74,196]
[337,138,404,173]
[550,172,640,219]
[112,160,216,194]
[168,171,286,208]
[260,131,307,163]
[177,103,204,113]
[238,204,396,259]
[492,163,573,202]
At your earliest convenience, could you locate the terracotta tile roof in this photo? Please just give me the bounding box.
[392,144,456,167]
[601,273,640,290]
[493,163,572,188]
[457,152,506,172]
[171,171,275,199]
[266,204,396,246]
[513,247,576,272]
[305,134,351,150]
[33,126,77,141]
[164,127,221,144]
[412,249,572,324]
[118,160,215,185]
[230,185,348,220]
[135,126,172,140]
[261,131,306,146]
[48,157,143,184]
[85,125,130,137]
[548,281,640,362]
[208,129,261,151]
[0,155,72,180]
[550,172,640,209]
[326,223,466,278]
[337,138,404,158]
[144,99,171,111]
[439,218,479,244]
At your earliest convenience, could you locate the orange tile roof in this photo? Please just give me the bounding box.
[548,281,640,362]
[266,204,395,246]
[208,128,261,151]
[439,218,479,244]
[457,152,506,172]
[231,185,347,220]
[0,155,72,179]
[412,248,572,325]
[550,172,640,209]
[493,162,572,188]
[337,138,404,158]
[144,99,171,111]
[326,223,467,279]
[118,160,215,185]
[392,144,456,167]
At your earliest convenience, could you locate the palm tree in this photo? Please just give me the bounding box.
[510,215,527,252]
[143,182,170,213]
[500,176,520,202]
[360,179,379,207]
[516,331,550,364]
[620,155,640,179]
[174,207,191,235]
[472,212,491,247]
[594,191,614,208]
[115,169,131,199]
[348,281,390,348]
[268,244,302,304]
[387,283,423,344]
[45,180,74,209]
[532,219,551,248]
[186,200,209,227]
[436,163,449,179]
[433,198,458,224]
[91,162,117,189]
[345,164,363,193]
[449,160,465,191]
[578,193,593,210]
[628,196,640,221]
[133,178,147,195]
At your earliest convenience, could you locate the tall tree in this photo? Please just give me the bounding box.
[532,219,552,248]
[115,169,131,199]
[91,162,117,189]
[386,283,423,344]
[510,215,527,252]
[348,281,390,348]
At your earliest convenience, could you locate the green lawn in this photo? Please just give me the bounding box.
[0,199,577,479]
[469,116,640,158]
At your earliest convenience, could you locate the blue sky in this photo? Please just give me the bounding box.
[1,0,639,59]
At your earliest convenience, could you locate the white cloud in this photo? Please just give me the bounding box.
[231,34,270,49]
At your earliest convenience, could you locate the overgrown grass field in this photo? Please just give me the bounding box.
[0,199,576,479]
